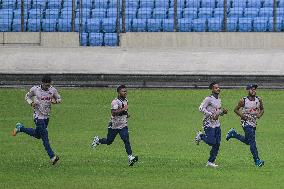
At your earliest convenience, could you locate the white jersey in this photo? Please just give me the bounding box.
[109,97,128,129]
[25,85,61,119]
[241,96,260,127]
[199,95,223,128]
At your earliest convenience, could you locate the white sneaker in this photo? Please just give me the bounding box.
[128,155,138,166]
[91,136,100,148]
[195,131,203,145]
[206,161,218,168]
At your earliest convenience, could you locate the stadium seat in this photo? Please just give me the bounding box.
[244,8,259,18]
[162,19,174,31]
[0,20,12,32]
[45,9,60,19]
[78,0,93,9]
[32,0,47,9]
[170,0,186,8]
[106,8,118,18]
[262,0,274,7]
[201,0,216,8]
[228,7,244,17]
[75,18,87,32]
[60,9,73,19]
[75,8,91,18]
[279,0,284,7]
[216,0,227,8]
[47,0,62,9]
[0,9,14,19]
[268,17,283,31]
[109,0,120,8]
[168,8,182,19]
[13,9,29,19]
[238,18,253,31]
[104,33,118,46]
[12,19,27,31]
[247,0,262,8]
[86,18,101,32]
[120,18,132,31]
[27,19,41,31]
[126,0,139,9]
[198,8,213,18]
[178,18,192,31]
[62,0,74,8]
[125,8,137,19]
[214,8,225,18]
[92,8,106,18]
[253,17,268,32]
[58,18,72,31]
[231,0,247,8]
[102,18,117,32]
[1,0,17,9]
[42,19,57,31]
[131,18,147,31]
[226,17,238,31]
[259,8,273,18]
[80,32,88,46]
[152,8,168,19]
[276,8,284,17]
[15,0,31,9]
[147,18,162,31]
[155,0,170,8]
[192,18,207,31]
[89,32,103,46]
[29,9,44,19]
[208,17,223,31]
[185,0,200,8]
[183,8,198,19]
[137,8,152,19]
[140,0,155,8]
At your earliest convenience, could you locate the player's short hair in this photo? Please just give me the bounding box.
[209,82,218,89]
[41,75,52,83]
[117,85,126,92]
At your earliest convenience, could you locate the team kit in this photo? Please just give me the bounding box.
[12,75,264,167]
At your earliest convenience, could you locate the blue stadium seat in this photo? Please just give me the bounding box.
[268,17,283,31]
[228,8,244,17]
[120,18,132,31]
[147,18,162,31]
[185,0,200,8]
[244,8,259,18]
[198,8,213,18]
[162,19,174,31]
[102,18,116,32]
[259,8,273,18]
[75,8,91,18]
[75,18,87,32]
[12,19,27,31]
[47,0,62,9]
[247,0,262,8]
[104,33,118,46]
[126,0,139,9]
[214,8,225,18]
[238,18,253,31]
[89,33,103,46]
[13,9,29,19]
[131,18,147,31]
[29,9,44,19]
[216,0,227,8]
[93,0,108,9]
[0,9,14,19]
[262,0,274,7]
[106,8,117,18]
[168,8,182,19]
[80,32,88,46]
[125,8,137,19]
[15,0,31,9]
[192,18,207,31]
[32,0,47,9]
[1,0,17,9]
[86,18,101,32]
[227,17,238,31]
[178,18,192,31]
[201,0,216,8]
[170,0,186,8]
[208,17,223,31]
[92,8,106,18]
[27,19,41,31]
[231,0,247,8]
[137,8,152,19]
[60,8,73,19]
[58,18,72,31]
[78,0,93,9]
[152,8,168,19]
[62,0,74,8]
[155,0,170,8]
[253,17,268,31]
[140,0,155,8]
[276,8,284,17]
[45,9,60,19]
[0,20,12,32]
[279,0,284,7]
[42,19,57,31]
[183,8,198,19]
[109,0,120,8]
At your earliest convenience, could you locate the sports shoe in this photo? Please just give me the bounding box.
[12,123,24,136]
[226,128,237,141]
[206,161,218,168]
[195,131,203,145]
[128,155,138,166]
[51,155,60,165]
[91,136,100,148]
[255,159,264,167]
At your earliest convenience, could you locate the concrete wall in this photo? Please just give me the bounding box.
[120,32,284,49]
[0,32,79,47]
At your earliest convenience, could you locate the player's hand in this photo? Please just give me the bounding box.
[222,108,228,114]
[241,114,247,120]
[212,115,219,120]
[51,98,57,104]
[31,102,36,107]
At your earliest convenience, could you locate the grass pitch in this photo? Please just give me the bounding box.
[0,88,283,189]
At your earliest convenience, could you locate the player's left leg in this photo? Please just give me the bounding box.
[119,127,138,166]
[12,122,41,139]
[207,127,221,168]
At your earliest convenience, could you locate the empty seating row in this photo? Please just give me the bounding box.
[80,32,117,46]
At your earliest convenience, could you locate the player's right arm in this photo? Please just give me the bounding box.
[199,97,213,118]
[234,99,246,120]
[25,86,36,107]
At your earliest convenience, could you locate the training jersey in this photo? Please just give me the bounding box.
[199,95,223,128]
[109,97,128,129]
[241,96,260,127]
[25,85,61,119]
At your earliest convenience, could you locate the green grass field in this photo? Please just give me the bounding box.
[0,88,283,189]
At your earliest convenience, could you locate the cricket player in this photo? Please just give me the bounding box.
[226,84,264,167]
[12,75,61,165]
[195,82,228,168]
